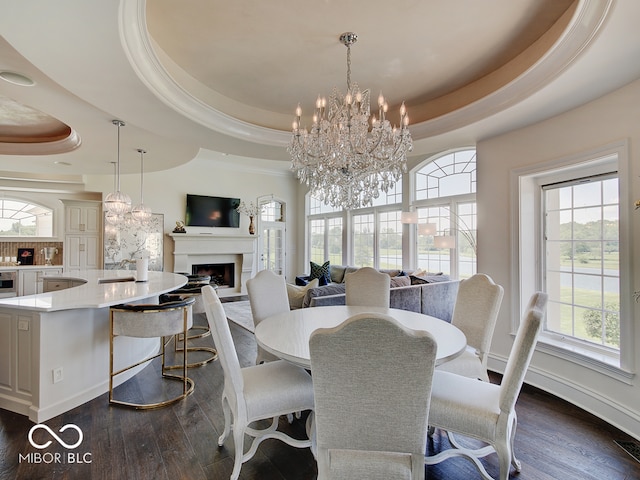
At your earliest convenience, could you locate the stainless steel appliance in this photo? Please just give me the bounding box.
[0,270,17,298]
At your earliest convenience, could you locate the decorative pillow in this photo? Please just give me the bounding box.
[379,269,402,277]
[390,276,411,288]
[286,278,319,309]
[409,273,450,285]
[309,261,331,286]
[342,266,359,280]
[330,264,347,284]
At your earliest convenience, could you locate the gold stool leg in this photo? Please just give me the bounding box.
[109,306,195,410]
[172,325,218,368]
[171,294,217,368]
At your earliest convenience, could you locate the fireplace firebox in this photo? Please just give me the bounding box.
[192,263,235,288]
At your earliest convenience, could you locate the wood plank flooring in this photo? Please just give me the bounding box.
[1,310,639,480]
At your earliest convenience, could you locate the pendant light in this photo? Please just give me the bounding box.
[104,162,121,226]
[131,148,152,223]
[104,120,131,217]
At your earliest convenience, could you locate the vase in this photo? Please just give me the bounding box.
[248,216,255,235]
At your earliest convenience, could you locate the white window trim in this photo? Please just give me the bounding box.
[511,140,634,380]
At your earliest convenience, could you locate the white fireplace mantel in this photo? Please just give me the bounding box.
[169,233,257,296]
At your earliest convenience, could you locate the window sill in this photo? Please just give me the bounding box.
[535,334,634,385]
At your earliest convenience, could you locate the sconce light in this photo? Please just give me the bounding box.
[417,223,437,236]
[400,211,418,224]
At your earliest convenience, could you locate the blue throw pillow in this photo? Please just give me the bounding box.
[309,261,331,286]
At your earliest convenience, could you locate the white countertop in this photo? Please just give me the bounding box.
[0,265,63,271]
[0,270,187,312]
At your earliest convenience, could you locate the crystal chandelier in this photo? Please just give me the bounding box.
[131,148,152,223]
[288,32,413,210]
[104,120,131,218]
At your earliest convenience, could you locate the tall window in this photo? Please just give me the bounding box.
[0,198,53,237]
[543,174,620,348]
[378,211,403,269]
[258,199,286,274]
[308,195,343,265]
[517,143,630,371]
[352,213,374,267]
[413,149,477,278]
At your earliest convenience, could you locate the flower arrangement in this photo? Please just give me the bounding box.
[236,201,261,217]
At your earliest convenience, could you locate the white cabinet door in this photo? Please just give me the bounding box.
[19,268,64,296]
[19,270,38,296]
[65,203,100,234]
[65,235,100,272]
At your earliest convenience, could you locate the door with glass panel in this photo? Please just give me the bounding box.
[258,198,286,275]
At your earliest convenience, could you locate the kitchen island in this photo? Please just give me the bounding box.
[0,270,187,422]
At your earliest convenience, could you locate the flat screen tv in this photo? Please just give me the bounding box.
[185,194,240,228]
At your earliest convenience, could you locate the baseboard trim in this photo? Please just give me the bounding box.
[488,355,640,441]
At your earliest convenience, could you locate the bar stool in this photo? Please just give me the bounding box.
[109,296,196,409]
[164,274,217,368]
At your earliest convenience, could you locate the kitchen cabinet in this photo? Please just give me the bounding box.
[63,201,102,273]
[18,268,63,296]
[42,278,86,292]
[64,235,100,274]
[65,202,100,234]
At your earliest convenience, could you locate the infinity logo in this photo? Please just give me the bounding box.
[28,424,83,450]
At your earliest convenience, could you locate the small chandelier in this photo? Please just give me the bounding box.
[288,32,413,210]
[131,148,152,223]
[104,120,131,217]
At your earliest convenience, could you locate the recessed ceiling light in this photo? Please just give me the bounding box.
[0,71,35,87]
[54,161,71,166]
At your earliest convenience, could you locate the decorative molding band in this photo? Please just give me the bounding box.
[488,352,640,441]
[119,0,288,147]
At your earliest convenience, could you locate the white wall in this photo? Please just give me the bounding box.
[84,150,300,280]
[478,78,640,439]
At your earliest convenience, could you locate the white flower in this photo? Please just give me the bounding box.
[236,201,261,217]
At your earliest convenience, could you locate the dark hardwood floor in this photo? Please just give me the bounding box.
[1,309,639,480]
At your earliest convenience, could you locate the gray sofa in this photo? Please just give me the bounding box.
[298,264,460,322]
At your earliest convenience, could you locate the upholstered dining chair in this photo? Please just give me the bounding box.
[201,285,314,480]
[344,267,391,308]
[310,313,438,480]
[436,273,504,381]
[246,269,290,364]
[424,292,548,480]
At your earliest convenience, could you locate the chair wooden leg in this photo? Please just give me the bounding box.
[231,423,246,480]
[218,397,232,446]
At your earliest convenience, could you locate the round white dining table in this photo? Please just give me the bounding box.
[254,305,467,369]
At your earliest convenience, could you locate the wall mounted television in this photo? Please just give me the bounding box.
[185,194,240,228]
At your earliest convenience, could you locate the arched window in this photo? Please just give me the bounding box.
[0,198,53,237]
[412,149,476,278]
